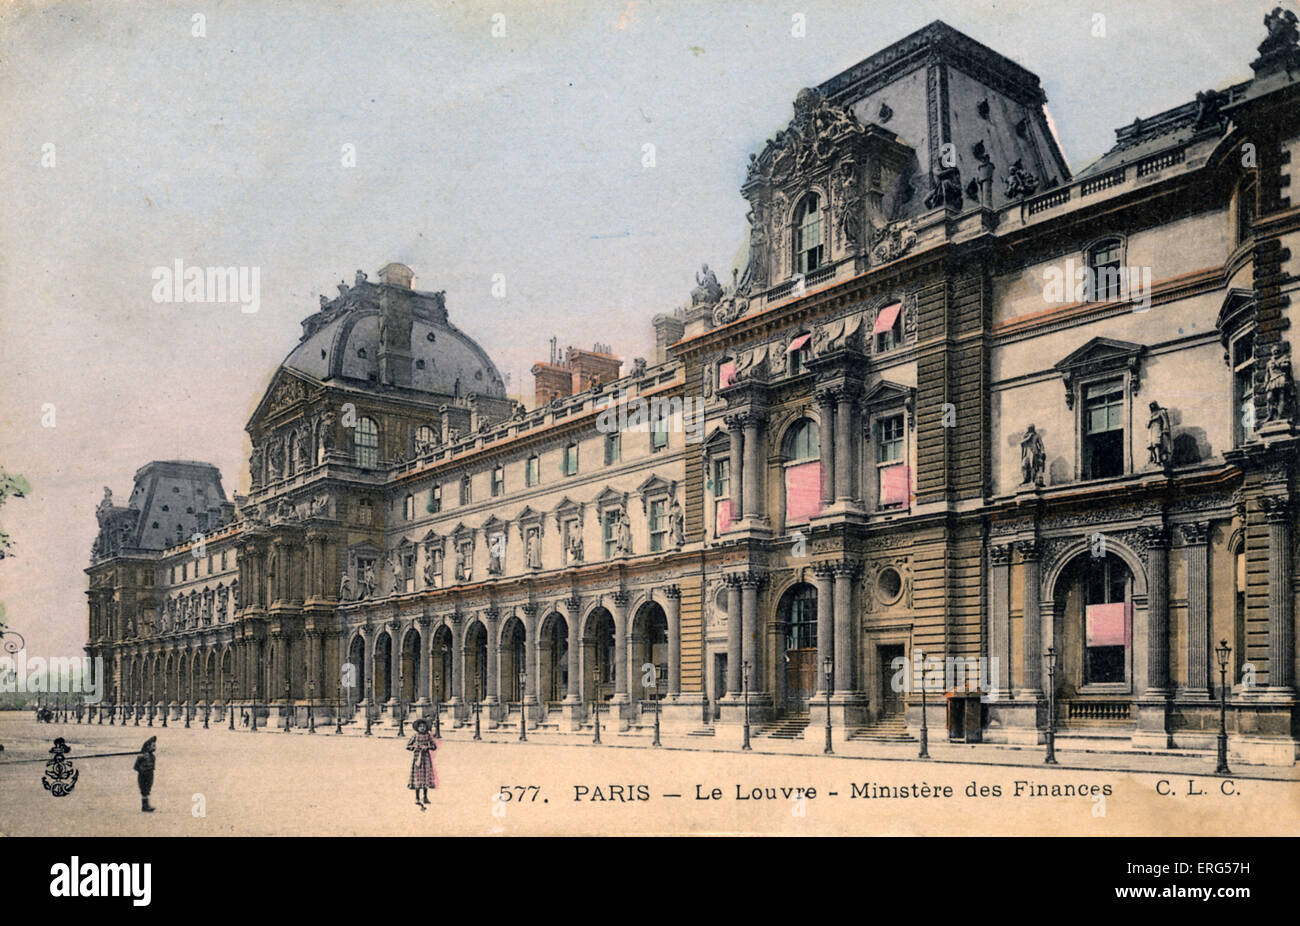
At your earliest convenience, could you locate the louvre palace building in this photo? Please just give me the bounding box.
[87,14,1300,763]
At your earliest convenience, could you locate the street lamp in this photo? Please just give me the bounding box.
[741,659,752,751]
[396,670,405,738]
[1044,647,1058,765]
[202,678,210,729]
[184,685,191,728]
[519,670,528,742]
[1215,639,1232,775]
[823,657,833,755]
[334,673,343,735]
[434,645,446,739]
[109,688,116,725]
[473,673,482,741]
[228,679,236,731]
[592,679,602,745]
[308,680,316,734]
[647,668,661,748]
[918,651,930,759]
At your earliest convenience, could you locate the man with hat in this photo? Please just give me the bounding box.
[133,736,157,812]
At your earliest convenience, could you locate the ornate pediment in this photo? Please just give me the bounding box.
[1054,337,1146,408]
[747,88,867,186]
[249,368,319,432]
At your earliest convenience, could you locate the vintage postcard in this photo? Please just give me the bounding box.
[0,0,1297,884]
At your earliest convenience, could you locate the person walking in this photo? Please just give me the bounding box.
[134,736,157,812]
[406,718,438,808]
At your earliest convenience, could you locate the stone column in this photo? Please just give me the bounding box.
[740,573,762,692]
[832,562,856,692]
[1144,528,1171,697]
[449,616,464,706]
[988,544,1013,698]
[611,592,629,700]
[1017,540,1043,698]
[664,586,681,699]
[815,389,837,507]
[484,609,500,705]
[834,392,858,504]
[1262,496,1295,692]
[417,616,432,704]
[726,418,744,521]
[304,629,319,706]
[742,414,765,522]
[563,598,581,702]
[725,574,743,696]
[521,604,539,708]
[813,563,834,698]
[1179,522,1211,697]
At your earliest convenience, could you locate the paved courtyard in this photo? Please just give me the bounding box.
[1,714,1295,836]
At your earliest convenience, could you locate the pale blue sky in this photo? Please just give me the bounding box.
[0,0,1277,657]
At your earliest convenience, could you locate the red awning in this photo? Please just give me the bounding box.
[873,302,902,334]
[787,333,812,352]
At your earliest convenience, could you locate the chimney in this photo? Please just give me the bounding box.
[377,262,414,387]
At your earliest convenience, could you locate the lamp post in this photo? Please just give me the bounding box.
[473,673,482,742]
[823,657,834,755]
[202,678,210,729]
[592,679,602,745]
[184,684,191,728]
[334,673,343,735]
[228,679,236,730]
[434,645,446,739]
[364,697,372,736]
[648,669,661,748]
[741,659,752,751]
[519,670,528,742]
[308,680,316,734]
[396,670,405,738]
[1044,647,1058,765]
[918,651,930,759]
[1215,639,1232,775]
[109,688,116,725]
[161,689,168,727]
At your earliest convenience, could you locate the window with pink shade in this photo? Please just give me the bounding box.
[782,418,822,524]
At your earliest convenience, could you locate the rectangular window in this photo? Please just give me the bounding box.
[651,411,669,451]
[220,551,227,570]
[784,461,823,523]
[359,498,373,526]
[876,414,907,508]
[429,485,441,514]
[207,555,214,574]
[712,458,730,498]
[1232,336,1254,445]
[563,443,579,476]
[1237,177,1257,245]
[1089,243,1123,301]
[715,498,733,534]
[525,455,539,486]
[182,563,188,580]
[1082,379,1125,479]
[602,510,618,558]
[1084,558,1131,685]
[403,553,415,593]
[605,432,620,465]
[404,494,415,520]
[459,476,472,506]
[491,465,505,497]
[649,499,666,552]
[874,302,903,353]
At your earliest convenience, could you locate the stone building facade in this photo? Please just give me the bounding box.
[88,14,1300,763]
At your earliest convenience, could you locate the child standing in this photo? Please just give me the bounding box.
[406,719,438,808]
[134,736,156,812]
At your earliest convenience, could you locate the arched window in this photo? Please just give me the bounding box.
[779,583,818,710]
[793,193,824,275]
[414,425,437,456]
[782,418,822,524]
[1057,552,1133,688]
[353,417,379,468]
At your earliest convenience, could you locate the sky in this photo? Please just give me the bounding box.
[0,0,1278,660]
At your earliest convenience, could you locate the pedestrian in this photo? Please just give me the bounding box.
[133,736,156,812]
[241,708,249,728]
[406,718,438,808]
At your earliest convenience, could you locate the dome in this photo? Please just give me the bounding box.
[281,280,506,399]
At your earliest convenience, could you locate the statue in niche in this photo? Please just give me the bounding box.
[1020,425,1046,487]
[390,552,404,593]
[1147,401,1173,467]
[526,527,542,569]
[615,508,633,557]
[423,546,441,587]
[834,162,864,247]
[668,496,685,548]
[1263,342,1295,424]
[360,562,376,599]
[567,522,584,564]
